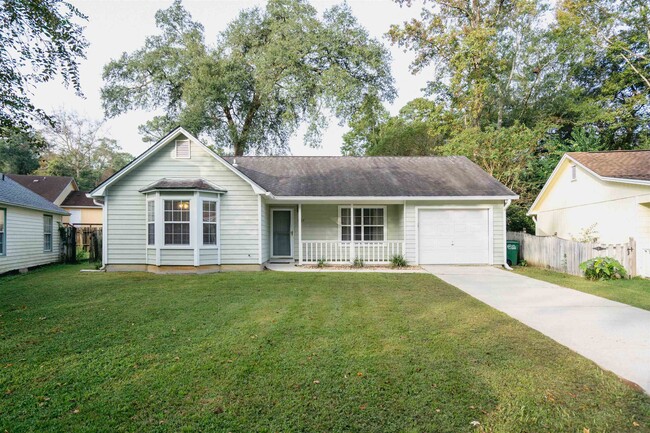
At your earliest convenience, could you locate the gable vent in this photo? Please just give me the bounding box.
[175,139,191,159]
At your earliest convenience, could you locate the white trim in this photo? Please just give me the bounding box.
[193,191,200,266]
[102,192,108,266]
[503,199,512,266]
[337,205,387,242]
[0,201,68,216]
[61,206,101,209]
[414,205,494,266]
[258,195,263,264]
[217,195,222,265]
[199,197,220,249]
[270,208,294,258]
[161,195,194,249]
[155,192,161,266]
[174,139,191,159]
[89,127,266,197]
[298,203,303,265]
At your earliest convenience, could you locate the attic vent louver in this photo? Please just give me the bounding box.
[175,139,191,159]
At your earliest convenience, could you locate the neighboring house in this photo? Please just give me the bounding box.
[0,174,69,275]
[7,174,102,227]
[528,150,650,276]
[89,127,517,272]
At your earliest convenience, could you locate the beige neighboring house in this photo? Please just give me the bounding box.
[528,150,650,276]
[7,174,102,227]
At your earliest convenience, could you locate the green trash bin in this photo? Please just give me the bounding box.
[506,240,519,266]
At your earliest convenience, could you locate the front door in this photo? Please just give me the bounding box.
[272,209,293,257]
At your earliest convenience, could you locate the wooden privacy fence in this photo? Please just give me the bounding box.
[507,231,636,277]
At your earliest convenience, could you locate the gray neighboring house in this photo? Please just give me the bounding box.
[89,127,517,272]
[0,174,69,275]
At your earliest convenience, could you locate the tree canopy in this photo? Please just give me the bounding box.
[0,0,87,130]
[102,0,395,156]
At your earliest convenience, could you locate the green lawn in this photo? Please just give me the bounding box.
[514,266,650,311]
[1,265,649,432]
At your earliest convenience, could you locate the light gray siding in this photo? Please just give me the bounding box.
[403,200,506,265]
[106,135,259,266]
[200,249,219,265]
[161,249,194,266]
[0,205,63,274]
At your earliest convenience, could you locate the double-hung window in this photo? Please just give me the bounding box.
[340,207,385,242]
[164,200,190,245]
[147,200,155,245]
[43,215,53,252]
[0,208,5,255]
[202,200,218,245]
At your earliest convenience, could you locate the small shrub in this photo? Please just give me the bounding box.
[390,254,407,268]
[317,258,326,268]
[579,257,627,280]
[76,249,89,262]
[352,258,364,268]
[519,259,528,267]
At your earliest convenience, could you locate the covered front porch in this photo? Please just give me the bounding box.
[266,202,405,265]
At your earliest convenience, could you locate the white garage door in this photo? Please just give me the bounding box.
[418,209,490,264]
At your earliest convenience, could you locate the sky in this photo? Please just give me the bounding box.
[31,0,431,158]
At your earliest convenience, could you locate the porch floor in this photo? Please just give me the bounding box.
[264,263,426,273]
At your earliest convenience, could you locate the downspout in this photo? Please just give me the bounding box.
[503,199,513,271]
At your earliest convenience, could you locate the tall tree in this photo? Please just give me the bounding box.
[38,110,133,190]
[102,0,395,156]
[0,128,47,174]
[0,0,87,130]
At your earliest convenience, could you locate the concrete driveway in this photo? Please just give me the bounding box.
[423,265,650,394]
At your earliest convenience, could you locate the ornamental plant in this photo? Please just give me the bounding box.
[579,257,627,280]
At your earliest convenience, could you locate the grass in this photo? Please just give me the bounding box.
[1,265,649,432]
[514,266,650,311]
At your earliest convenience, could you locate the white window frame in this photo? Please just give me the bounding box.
[146,199,155,246]
[43,214,53,252]
[163,197,192,247]
[338,206,387,242]
[174,139,191,159]
[201,198,219,247]
[0,207,5,256]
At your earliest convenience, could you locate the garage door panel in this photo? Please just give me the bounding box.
[418,209,489,264]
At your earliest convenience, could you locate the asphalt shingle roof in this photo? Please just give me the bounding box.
[0,175,69,215]
[138,178,227,193]
[6,174,74,202]
[222,156,516,197]
[60,191,100,207]
[569,150,650,181]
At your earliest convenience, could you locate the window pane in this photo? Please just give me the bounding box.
[364,226,384,241]
[354,226,362,241]
[147,201,155,222]
[341,226,351,241]
[203,201,217,222]
[340,208,351,225]
[164,222,190,245]
[354,208,362,225]
[148,223,155,245]
[203,223,217,244]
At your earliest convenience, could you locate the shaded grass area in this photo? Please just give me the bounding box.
[514,266,650,311]
[1,264,649,432]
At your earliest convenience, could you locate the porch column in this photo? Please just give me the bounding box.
[298,203,303,265]
[350,203,355,263]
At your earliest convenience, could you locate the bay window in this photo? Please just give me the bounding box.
[164,200,190,245]
[340,207,385,242]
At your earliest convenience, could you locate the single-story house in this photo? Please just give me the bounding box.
[0,174,69,275]
[528,150,650,276]
[89,127,518,272]
[7,174,102,227]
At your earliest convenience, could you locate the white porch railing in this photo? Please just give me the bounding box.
[300,241,405,264]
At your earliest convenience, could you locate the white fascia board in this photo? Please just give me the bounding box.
[89,127,267,197]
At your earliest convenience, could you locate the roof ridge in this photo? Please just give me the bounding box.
[569,149,650,154]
